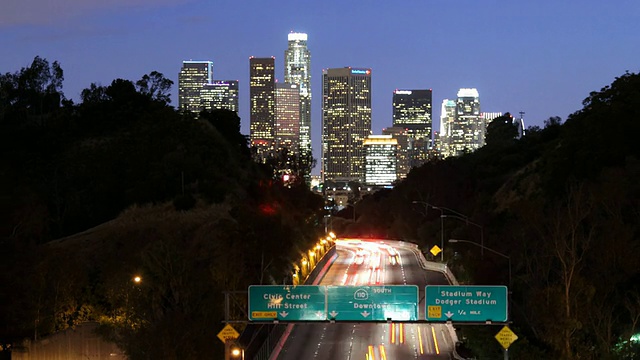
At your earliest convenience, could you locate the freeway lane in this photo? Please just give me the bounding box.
[275,239,457,360]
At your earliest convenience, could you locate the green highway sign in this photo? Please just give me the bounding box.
[248,285,326,321]
[326,285,419,321]
[425,285,508,322]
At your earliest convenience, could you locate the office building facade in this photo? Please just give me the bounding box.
[275,83,301,152]
[284,32,312,154]
[364,135,398,186]
[392,89,432,168]
[178,61,213,114]
[200,80,239,113]
[442,88,482,157]
[382,126,410,179]
[322,67,372,182]
[440,99,457,157]
[249,57,276,161]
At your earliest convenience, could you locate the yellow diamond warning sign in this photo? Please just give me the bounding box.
[495,325,518,349]
[430,245,442,256]
[217,324,240,343]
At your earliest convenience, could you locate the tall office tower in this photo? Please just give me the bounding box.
[322,67,372,182]
[274,83,301,152]
[382,126,410,179]
[249,57,276,161]
[364,135,398,186]
[200,80,239,113]
[392,89,432,168]
[430,130,444,160]
[178,61,213,113]
[446,88,481,157]
[440,99,456,158]
[284,32,312,154]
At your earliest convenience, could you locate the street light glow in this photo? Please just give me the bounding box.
[231,347,244,359]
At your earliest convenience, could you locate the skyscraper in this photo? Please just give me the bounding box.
[446,88,482,157]
[364,135,398,186]
[200,80,239,113]
[382,126,410,179]
[274,82,301,152]
[249,57,276,161]
[178,61,213,113]
[440,99,456,157]
[392,89,432,168]
[284,32,311,154]
[322,67,372,182]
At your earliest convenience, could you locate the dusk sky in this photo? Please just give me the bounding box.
[2,0,639,174]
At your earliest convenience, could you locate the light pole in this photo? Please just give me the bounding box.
[345,203,356,222]
[448,239,511,288]
[412,201,444,262]
[448,238,512,360]
[442,214,484,259]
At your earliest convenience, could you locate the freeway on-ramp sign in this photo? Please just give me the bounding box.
[248,285,326,321]
[326,285,418,321]
[425,285,508,322]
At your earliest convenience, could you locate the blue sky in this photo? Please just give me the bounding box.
[2,0,639,173]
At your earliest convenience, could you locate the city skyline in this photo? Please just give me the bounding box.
[2,0,639,174]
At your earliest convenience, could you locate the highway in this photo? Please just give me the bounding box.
[275,239,458,360]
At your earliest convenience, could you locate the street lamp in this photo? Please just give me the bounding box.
[442,214,484,259]
[231,347,244,360]
[301,258,308,279]
[412,201,444,262]
[448,239,511,288]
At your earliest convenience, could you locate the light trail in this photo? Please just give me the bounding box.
[431,326,440,355]
[418,324,424,354]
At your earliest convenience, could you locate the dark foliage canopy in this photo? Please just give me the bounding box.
[0,57,324,358]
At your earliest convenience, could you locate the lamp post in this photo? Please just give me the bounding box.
[448,238,512,360]
[442,214,484,259]
[412,201,444,262]
[345,203,356,222]
[448,239,511,288]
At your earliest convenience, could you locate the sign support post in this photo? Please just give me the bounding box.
[224,339,232,360]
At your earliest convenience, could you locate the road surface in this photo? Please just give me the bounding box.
[275,239,457,360]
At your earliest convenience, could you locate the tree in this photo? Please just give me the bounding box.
[0,56,65,127]
[484,112,518,148]
[135,71,173,104]
[199,109,250,158]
